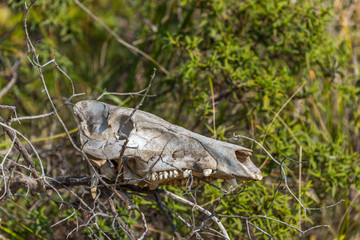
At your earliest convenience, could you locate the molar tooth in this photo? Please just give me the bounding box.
[169,171,173,178]
[151,172,158,181]
[203,169,212,177]
[173,170,179,178]
[163,171,169,179]
[183,169,192,178]
[159,172,164,180]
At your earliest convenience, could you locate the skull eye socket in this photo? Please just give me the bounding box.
[117,116,134,140]
[235,150,249,163]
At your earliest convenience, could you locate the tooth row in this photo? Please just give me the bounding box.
[151,170,179,181]
[150,168,213,182]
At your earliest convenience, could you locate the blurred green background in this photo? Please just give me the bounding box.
[1,0,360,239]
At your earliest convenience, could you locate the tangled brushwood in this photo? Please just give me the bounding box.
[0,1,349,239]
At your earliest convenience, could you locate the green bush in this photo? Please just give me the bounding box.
[1,0,359,239]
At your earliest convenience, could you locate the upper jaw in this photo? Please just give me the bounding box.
[122,167,262,189]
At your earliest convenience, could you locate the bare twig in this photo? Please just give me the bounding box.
[10,103,67,123]
[97,88,156,101]
[230,134,345,238]
[262,81,306,144]
[108,197,136,240]
[0,61,21,100]
[115,68,156,174]
[0,117,37,172]
[162,189,230,240]
[73,0,169,75]
[155,191,182,240]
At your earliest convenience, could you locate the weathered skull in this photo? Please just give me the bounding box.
[73,100,262,189]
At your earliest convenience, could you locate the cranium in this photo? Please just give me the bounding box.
[73,100,262,189]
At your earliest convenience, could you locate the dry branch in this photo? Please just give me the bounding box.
[0,60,21,100]
[73,0,169,75]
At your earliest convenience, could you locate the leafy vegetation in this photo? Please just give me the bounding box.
[1,0,360,239]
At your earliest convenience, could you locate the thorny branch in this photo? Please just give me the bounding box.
[0,1,345,240]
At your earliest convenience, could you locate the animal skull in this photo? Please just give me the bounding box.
[73,100,262,189]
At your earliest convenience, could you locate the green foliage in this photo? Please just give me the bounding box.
[0,195,56,239]
[1,0,360,239]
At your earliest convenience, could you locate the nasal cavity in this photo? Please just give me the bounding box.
[235,150,250,163]
[117,116,134,139]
